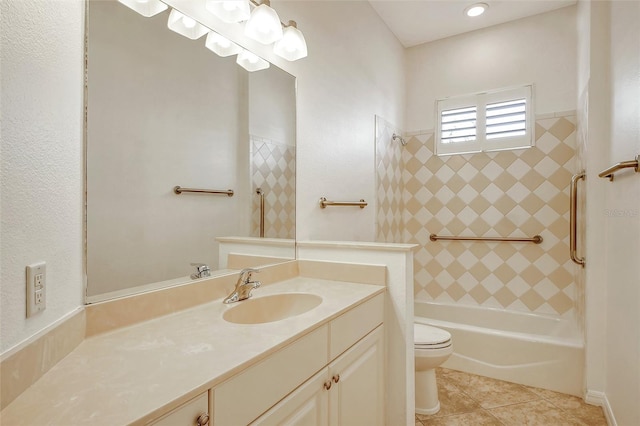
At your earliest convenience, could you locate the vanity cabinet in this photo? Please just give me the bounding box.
[252,325,384,426]
[149,392,209,426]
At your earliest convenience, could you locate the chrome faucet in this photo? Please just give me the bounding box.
[190,263,211,280]
[223,268,261,304]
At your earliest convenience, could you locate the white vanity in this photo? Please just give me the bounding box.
[1,262,386,425]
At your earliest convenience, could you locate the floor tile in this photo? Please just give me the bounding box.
[419,409,503,426]
[437,367,474,391]
[416,388,481,418]
[461,373,540,409]
[489,399,585,425]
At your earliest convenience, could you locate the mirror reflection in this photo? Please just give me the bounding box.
[86,0,296,302]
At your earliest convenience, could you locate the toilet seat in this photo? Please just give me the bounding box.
[414,323,452,350]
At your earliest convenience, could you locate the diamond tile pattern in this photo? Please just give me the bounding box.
[394,116,579,317]
[250,136,295,239]
[375,116,404,243]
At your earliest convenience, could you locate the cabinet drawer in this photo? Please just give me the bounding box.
[213,325,329,426]
[329,293,384,360]
[150,392,209,426]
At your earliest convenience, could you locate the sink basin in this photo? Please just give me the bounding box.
[222,293,323,324]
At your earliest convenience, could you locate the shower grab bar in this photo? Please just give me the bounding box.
[570,172,586,267]
[598,155,639,181]
[173,186,234,197]
[256,188,265,238]
[319,197,367,209]
[429,234,543,244]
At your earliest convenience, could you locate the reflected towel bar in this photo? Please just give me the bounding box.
[430,234,543,244]
[256,188,265,238]
[319,197,367,209]
[173,186,234,197]
[598,155,639,181]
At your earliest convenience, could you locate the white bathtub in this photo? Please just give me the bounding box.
[415,301,584,396]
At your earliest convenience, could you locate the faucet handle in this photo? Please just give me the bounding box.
[239,267,261,280]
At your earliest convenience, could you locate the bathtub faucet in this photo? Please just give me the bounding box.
[223,268,261,304]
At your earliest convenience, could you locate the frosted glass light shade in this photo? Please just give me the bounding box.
[117,0,168,17]
[167,9,209,40]
[205,0,250,23]
[205,32,243,57]
[236,50,270,72]
[244,3,283,45]
[273,21,307,61]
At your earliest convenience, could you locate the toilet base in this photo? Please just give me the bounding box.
[415,368,440,415]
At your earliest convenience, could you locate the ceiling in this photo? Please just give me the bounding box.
[368,0,576,47]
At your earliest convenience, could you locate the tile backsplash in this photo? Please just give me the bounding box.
[376,113,579,318]
[375,116,404,243]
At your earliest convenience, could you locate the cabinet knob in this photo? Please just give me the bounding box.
[332,374,340,383]
[196,413,210,426]
[323,380,332,390]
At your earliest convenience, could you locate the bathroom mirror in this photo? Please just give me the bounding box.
[85,0,296,302]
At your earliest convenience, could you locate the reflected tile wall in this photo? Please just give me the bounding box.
[403,114,579,317]
[375,115,404,243]
[250,136,296,239]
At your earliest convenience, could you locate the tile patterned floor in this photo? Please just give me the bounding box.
[415,368,608,426]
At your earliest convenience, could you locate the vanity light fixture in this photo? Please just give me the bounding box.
[205,31,243,57]
[167,9,209,40]
[244,0,283,45]
[117,0,167,17]
[205,0,251,24]
[273,20,308,61]
[464,3,489,17]
[236,49,270,72]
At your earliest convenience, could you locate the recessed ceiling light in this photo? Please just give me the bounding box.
[464,3,488,17]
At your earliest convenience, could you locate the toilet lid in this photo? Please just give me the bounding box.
[414,323,451,348]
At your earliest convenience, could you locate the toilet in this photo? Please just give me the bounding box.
[414,323,453,415]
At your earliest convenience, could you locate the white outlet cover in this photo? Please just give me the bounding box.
[26,262,46,317]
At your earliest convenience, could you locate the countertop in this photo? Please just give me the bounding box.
[1,277,383,425]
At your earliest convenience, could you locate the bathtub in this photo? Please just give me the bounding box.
[415,301,584,396]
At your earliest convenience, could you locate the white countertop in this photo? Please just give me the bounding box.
[1,277,383,425]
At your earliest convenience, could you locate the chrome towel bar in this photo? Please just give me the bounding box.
[429,234,543,244]
[570,172,586,267]
[173,186,234,197]
[319,197,367,209]
[598,155,639,181]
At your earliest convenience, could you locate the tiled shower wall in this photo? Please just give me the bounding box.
[376,114,580,318]
[250,135,296,239]
[375,116,404,243]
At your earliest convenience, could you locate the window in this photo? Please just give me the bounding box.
[435,85,534,156]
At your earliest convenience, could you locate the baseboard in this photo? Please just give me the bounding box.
[585,390,616,426]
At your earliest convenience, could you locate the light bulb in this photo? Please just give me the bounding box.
[182,16,196,28]
[205,0,250,23]
[236,50,270,72]
[273,21,307,61]
[118,0,167,17]
[205,31,242,57]
[244,2,283,45]
[464,3,488,17]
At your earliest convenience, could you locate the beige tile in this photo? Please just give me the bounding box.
[493,287,518,307]
[548,291,574,315]
[520,289,546,311]
[419,410,503,426]
[490,399,583,425]
[548,117,576,142]
[446,282,467,301]
[424,388,481,418]
[438,368,475,389]
[469,285,492,304]
[543,393,607,426]
[462,374,540,409]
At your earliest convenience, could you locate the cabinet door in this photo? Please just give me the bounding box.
[328,326,384,426]
[150,392,209,426]
[251,369,329,426]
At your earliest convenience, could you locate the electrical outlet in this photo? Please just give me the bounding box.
[26,262,46,317]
